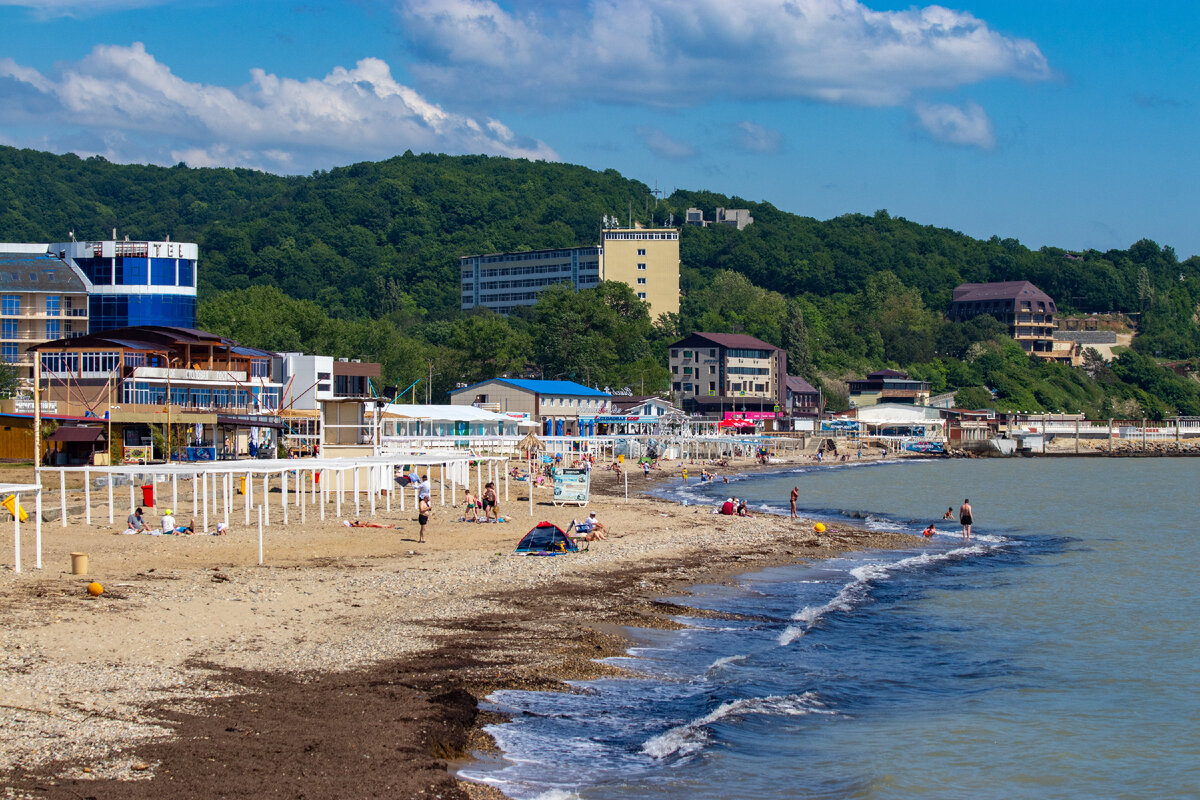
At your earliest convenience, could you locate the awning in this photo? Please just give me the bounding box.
[217,414,286,430]
[48,426,105,443]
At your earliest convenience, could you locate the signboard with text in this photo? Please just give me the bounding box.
[553,468,590,506]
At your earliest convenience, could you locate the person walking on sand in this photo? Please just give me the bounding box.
[959,499,973,541]
[789,486,799,519]
[417,494,432,543]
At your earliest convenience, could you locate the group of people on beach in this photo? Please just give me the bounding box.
[122,506,223,536]
[459,482,500,524]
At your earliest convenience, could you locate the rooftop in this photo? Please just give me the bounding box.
[0,253,88,293]
[671,332,782,352]
[951,281,1055,305]
[451,378,611,398]
[33,325,276,357]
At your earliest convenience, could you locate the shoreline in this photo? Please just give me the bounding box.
[0,457,919,799]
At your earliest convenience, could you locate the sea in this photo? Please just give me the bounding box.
[458,457,1200,799]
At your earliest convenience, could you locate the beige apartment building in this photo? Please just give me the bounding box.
[599,227,680,317]
[460,225,680,318]
[668,332,787,415]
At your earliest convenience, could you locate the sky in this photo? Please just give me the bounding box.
[0,0,1197,258]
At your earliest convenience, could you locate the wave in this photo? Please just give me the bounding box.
[778,544,991,645]
[705,654,748,673]
[641,692,832,760]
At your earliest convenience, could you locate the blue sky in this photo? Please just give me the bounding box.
[1,0,1197,258]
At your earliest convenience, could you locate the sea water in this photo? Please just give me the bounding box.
[459,458,1200,799]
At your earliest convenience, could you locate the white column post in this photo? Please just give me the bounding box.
[108,472,115,524]
[34,488,42,569]
[244,471,251,526]
[257,505,263,565]
[335,470,342,518]
[128,480,134,521]
[202,472,209,534]
[262,473,270,526]
[369,467,376,516]
[440,464,445,507]
[192,474,198,519]
[319,469,325,521]
[84,468,91,525]
[354,467,361,518]
[301,472,306,524]
[13,492,20,573]
[281,470,288,526]
[504,460,509,502]
[59,468,66,528]
[172,473,178,515]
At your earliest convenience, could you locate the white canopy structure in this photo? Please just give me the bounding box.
[378,404,532,438]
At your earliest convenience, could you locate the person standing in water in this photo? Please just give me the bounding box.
[789,486,799,519]
[959,499,974,541]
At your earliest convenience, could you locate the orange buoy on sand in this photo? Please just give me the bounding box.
[87,582,104,596]
[813,522,826,533]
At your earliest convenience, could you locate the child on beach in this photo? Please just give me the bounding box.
[462,489,480,522]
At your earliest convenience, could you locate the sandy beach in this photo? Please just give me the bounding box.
[0,454,917,799]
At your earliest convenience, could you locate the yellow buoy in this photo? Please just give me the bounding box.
[813,523,826,533]
[87,582,104,596]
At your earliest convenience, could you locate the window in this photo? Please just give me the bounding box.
[45,321,59,339]
[1,295,19,315]
[709,366,716,375]
[178,260,195,287]
[637,248,646,255]
[45,296,60,317]
[1,320,16,339]
[637,292,646,299]
[637,277,646,284]
[250,359,269,378]
[637,263,647,270]
[1,344,15,363]
[150,258,176,286]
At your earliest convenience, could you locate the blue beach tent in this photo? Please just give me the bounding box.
[514,521,578,554]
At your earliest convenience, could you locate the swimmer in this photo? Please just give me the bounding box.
[923,523,936,537]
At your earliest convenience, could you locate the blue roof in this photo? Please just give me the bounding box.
[452,378,611,397]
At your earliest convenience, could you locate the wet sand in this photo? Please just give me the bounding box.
[0,456,915,799]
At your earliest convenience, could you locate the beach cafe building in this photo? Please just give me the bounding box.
[449,378,612,437]
[30,326,285,462]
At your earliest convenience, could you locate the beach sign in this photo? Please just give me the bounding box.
[553,468,590,507]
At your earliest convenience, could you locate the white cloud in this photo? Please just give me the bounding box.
[635,126,697,161]
[397,0,1051,109]
[0,43,557,172]
[734,121,783,155]
[913,100,995,148]
[0,0,165,17]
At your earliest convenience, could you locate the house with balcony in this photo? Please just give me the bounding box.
[31,326,283,461]
[668,332,786,416]
[0,247,90,382]
[948,281,1058,357]
[848,369,931,408]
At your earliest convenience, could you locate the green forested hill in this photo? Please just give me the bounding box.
[3,145,1199,417]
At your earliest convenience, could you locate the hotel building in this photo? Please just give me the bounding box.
[668,332,787,415]
[460,227,680,318]
[0,237,199,383]
[948,281,1058,357]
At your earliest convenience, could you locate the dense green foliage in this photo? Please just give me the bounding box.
[4,145,1200,417]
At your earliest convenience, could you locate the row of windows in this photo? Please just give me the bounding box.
[478,263,597,278]
[671,348,719,359]
[0,320,72,340]
[122,382,279,410]
[604,232,678,240]
[89,294,197,332]
[674,381,771,395]
[74,257,196,288]
[0,294,82,316]
[727,366,770,375]
[727,348,773,360]
[468,248,599,264]
[478,277,573,291]
[480,292,541,304]
[541,396,605,409]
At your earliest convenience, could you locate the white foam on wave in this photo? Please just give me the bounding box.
[641,692,831,760]
[531,791,582,800]
[778,543,997,645]
[705,654,748,672]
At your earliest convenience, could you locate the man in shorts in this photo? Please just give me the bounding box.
[417,495,432,543]
[959,499,973,541]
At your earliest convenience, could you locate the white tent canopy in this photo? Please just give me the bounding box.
[379,404,528,437]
